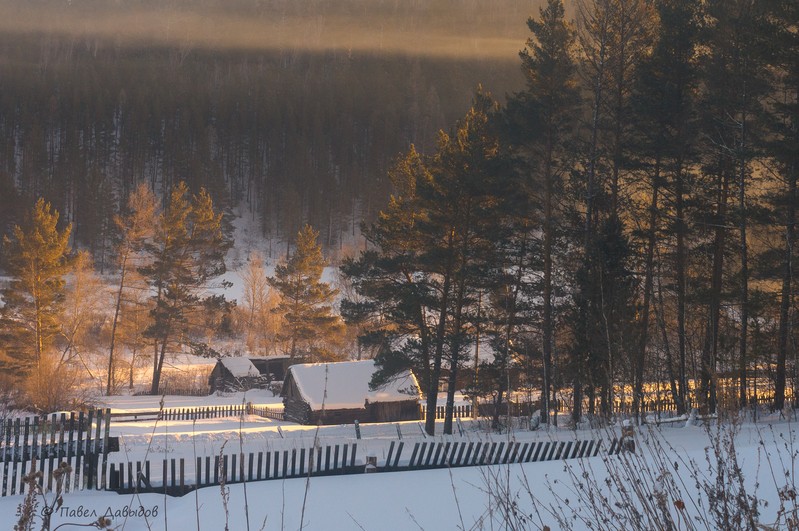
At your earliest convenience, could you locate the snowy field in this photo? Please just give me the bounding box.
[2,392,798,530]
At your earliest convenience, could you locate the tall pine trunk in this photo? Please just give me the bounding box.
[737,106,750,409]
[633,160,659,421]
[675,166,688,413]
[775,161,797,410]
[700,167,730,413]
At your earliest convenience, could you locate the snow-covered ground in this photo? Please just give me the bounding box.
[2,392,797,530]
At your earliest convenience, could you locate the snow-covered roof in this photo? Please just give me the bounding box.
[219,357,260,378]
[286,360,420,410]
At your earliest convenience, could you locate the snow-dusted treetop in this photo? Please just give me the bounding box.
[286,360,420,410]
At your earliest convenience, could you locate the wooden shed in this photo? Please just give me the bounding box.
[208,356,292,393]
[281,360,421,425]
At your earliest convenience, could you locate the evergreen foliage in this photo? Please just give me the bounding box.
[0,199,72,374]
[269,225,345,362]
[1,0,798,419]
[139,182,232,394]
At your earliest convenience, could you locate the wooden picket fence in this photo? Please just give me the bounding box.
[107,436,609,496]
[248,405,285,421]
[0,409,114,497]
[110,403,285,423]
[110,442,361,495]
[421,404,473,420]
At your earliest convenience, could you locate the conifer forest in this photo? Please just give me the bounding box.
[1,0,798,436]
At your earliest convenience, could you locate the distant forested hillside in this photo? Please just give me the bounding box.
[0,0,533,264]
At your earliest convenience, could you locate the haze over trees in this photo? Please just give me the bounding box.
[342,0,799,434]
[0,0,797,433]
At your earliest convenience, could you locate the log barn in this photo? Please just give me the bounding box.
[281,360,421,425]
[208,356,292,393]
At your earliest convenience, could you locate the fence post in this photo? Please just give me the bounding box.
[101,408,111,490]
[92,408,102,490]
[354,420,361,440]
[48,412,57,491]
[19,418,31,494]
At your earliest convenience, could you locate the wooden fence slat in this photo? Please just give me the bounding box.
[479,443,490,465]
[453,442,466,466]
[493,442,504,465]
[558,442,571,460]
[541,442,553,461]
[425,443,435,466]
[11,419,20,495]
[84,410,94,490]
[92,409,102,490]
[507,442,519,464]
[393,442,404,468]
[3,439,8,496]
[462,442,474,465]
[543,442,555,461]
[447,442,458,465]
[299,448,305,476]
[432,442,444,466]
[57,413,66,464]
[19,418,31,494]
[73,412,83,492]
[65,414,75,493]
[47,413,57,491]
[608,438,618,455]
[572,441,584,459]
[101,409,111,490]
[385,441,395,468]
[411,441,427,466]
[533,442,546,462]
[589,440,600,457]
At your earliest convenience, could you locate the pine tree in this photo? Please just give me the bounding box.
[766,0,799,410]
[629,0,701,417]
[421,90,512,435]
[506,0,580,425]
[341,146,439,433]
[572,0,654,420]
[140,182,231,394]
[107,183,157,395]
[0,199,72,374]
[343,93,512,435]
[697,0,772,411]
[269,225,344,361]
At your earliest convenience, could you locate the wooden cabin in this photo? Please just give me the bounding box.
[281,360,421,425]
[208,356,292,393]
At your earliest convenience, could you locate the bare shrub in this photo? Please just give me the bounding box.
[157,366,212,395]
[24,351,89,412]
[482,421,787,530]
